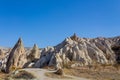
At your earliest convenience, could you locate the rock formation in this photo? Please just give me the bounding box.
[23,44,40,68]
[0,34,120,73]
[27,44,40,62]
[34,46,54,68]
[35,34,120,68]
[0,49,5,59]
[5,38,27,73]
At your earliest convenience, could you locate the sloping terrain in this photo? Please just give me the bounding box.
[35,34,120,69]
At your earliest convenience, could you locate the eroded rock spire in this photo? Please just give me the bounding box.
[5,37,26,73]
[27,44,40,62]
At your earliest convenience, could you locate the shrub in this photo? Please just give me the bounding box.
[55,68,64,75]
[13,70,35,79]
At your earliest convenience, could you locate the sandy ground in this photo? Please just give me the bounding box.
[23,68,90,80]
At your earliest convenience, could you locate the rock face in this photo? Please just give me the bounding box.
[0,49,5,59]
[23,44,40,68]
[5,38,27,73]
[35,34,120,68]
[34,46,54,68]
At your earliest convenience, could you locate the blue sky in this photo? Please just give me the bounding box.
[0,0,120,48]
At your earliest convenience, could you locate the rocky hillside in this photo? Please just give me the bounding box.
[35,34,120,69]
[0,34,120,73]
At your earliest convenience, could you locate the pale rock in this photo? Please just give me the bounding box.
[16,35,120,69]
[5,38,27,73]
[27,44,40,62]
[55,54,63,69]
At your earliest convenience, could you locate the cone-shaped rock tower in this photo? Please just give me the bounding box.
[27,44,40,62]
[5,38,26,73]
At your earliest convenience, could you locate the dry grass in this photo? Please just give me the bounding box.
[64,66,120,80]
[9,65,23,73]
[0,72,8,80]
[45,72,71,79]
[13,70,35,79]
[54,68,64,75]
[5,70,35,80]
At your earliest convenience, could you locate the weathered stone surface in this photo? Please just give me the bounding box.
[34,35,120,68]
[1,34,120,72]
[55,53,63,69]
[27,44,40,62]
[0,49,5,59]
[34,46,54,68]
[5,38,27,73]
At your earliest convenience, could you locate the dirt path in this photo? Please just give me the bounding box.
[23,68,90,80]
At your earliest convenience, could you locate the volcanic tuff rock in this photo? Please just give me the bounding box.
[5,38,27,73]
[27,44,40,62]
[34,46,54,68]
[23,44,40,68]
[0,49,5,59]
[0,34,120,73]
[35,34,120,68]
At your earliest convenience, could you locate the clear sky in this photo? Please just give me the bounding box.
[0,0,120,48]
